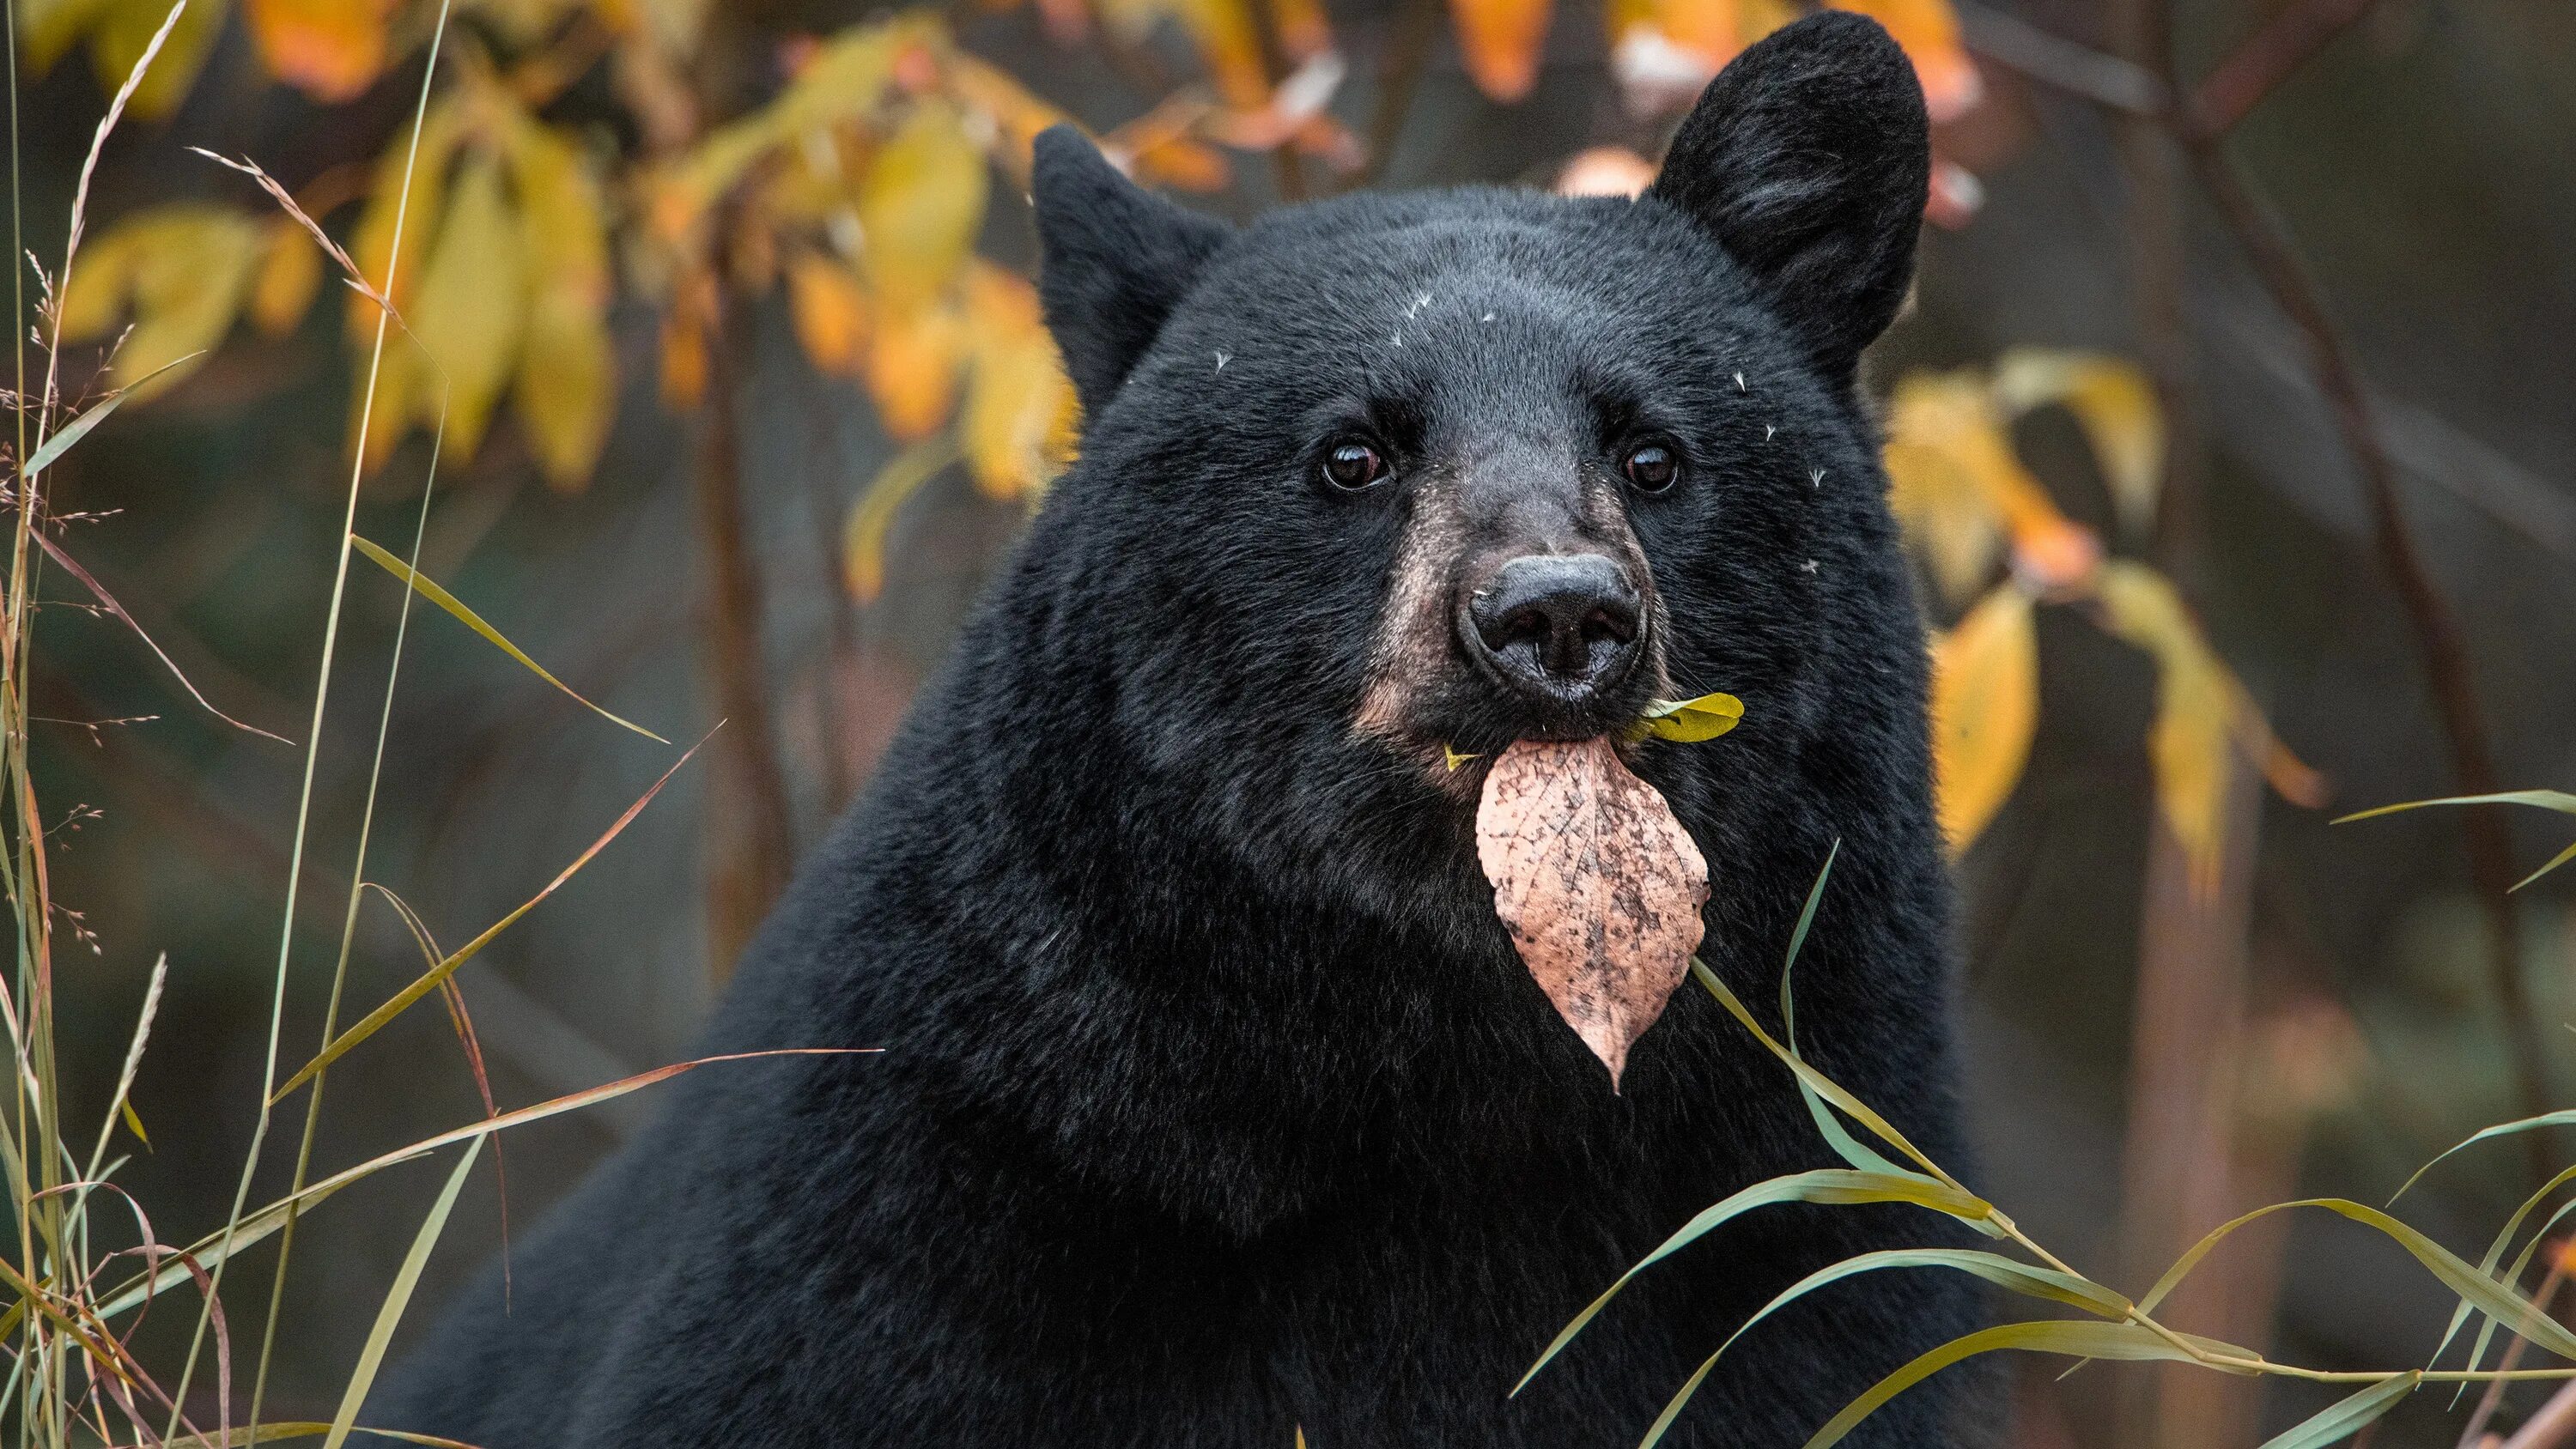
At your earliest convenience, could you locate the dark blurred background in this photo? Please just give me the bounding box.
[16,0,2576,1443]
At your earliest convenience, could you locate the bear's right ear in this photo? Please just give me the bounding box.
[1645,12,1930,379]
[1032,126,1233,418]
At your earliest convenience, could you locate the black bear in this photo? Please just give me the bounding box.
[376,12,1983,1446]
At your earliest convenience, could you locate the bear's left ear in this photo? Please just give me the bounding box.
[1646,11,1930,379]
[1032,126,1234,418]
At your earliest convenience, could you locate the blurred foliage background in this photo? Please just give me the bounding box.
[13,0,2576,1442]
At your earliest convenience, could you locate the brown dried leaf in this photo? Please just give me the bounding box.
[1476,737,1710,1089]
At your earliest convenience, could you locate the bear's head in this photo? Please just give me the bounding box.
[1009,11,1935,952]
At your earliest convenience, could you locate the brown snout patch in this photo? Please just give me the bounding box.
[1352,466,1670,794]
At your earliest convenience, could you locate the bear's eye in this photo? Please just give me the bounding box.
[1321,440,1390,492]
[1622,443,1680,494]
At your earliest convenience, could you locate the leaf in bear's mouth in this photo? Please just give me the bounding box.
[1628,690,1745,743]
[1474,737,1710,1090]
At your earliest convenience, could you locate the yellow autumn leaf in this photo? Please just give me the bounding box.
[960,267,1073,500]
[868,299,967,441]
[249,216,322,336]
[1886,370,2099,597]
[1826,0,1980,121]
[506,118,617,488]
[349,94,466,342]
[513,292,614,490]
[787,252,872,375]
[1633,691,1745,743]
[58,206,265,400]
[404,149,529,460]
[857,99,989,312]
[1449,0,1555,102]
[88,0,228,119]
[2089,561,2319,894]
[1929,584,2037,854]
[1993,349,2166,542]
[245,0,396,103]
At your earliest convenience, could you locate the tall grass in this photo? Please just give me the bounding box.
[0,7,846,1446]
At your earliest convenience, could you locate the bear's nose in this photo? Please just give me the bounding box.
[1463,554,1643,703]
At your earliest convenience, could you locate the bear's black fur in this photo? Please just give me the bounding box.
[375,13,1984,1446]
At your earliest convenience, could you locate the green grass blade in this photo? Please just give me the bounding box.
[349,535,669,743]
[1637,1249,2129,1448]
[2333,790,2576,824]
[1801,1320,2239,1449]
[1515,1167,1992,1395]
[2427,1161,2576,1382]
[2140,1198,2576,1361]
[1775,846,1902,1177]
[18,351,198,476]
[2394,1109,2576,1203]
[1692,958,1975,1197]
[94,1046,870,1319]
[2253,1373,2420,1449]
[270,733,706,1102]
[320,1137,481,1449]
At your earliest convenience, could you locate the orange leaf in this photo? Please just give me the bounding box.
[1449,0,1555,102]
[867,300,966,440]
[246,0,398,103]
[1929,584,2037,854]
[1270,0,1336,58]
[787,252,872,375]
[1476,737,1710,1089]
[1826,0,1981,121]
[1176,0,1273,109]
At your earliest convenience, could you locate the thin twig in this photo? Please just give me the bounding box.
[2184,143,2554,1179]
[2185,0,2380,137]
[2463,1252,2571,1447]
[1963,0,2559,1190]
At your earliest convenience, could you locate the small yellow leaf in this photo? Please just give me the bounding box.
[1448,0,1555,102]
[2089,561,2315,894]
[858,99,988,312]
[1443,744,1480,773]
[245,0,396,102]
[406,149,529,459]
[1929,584,2037,854]
[249,216,322,336]
[1635,690,1745,743]
[118,1097,149,1148]
[513,291,615,490]
[867,299,967,441]
[1993,349,2165,542]
[787,252,872,375]
[504,118,617,488]
[62,206,266,400]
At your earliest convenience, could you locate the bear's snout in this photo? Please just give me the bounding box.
[1461,553,1643,707]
